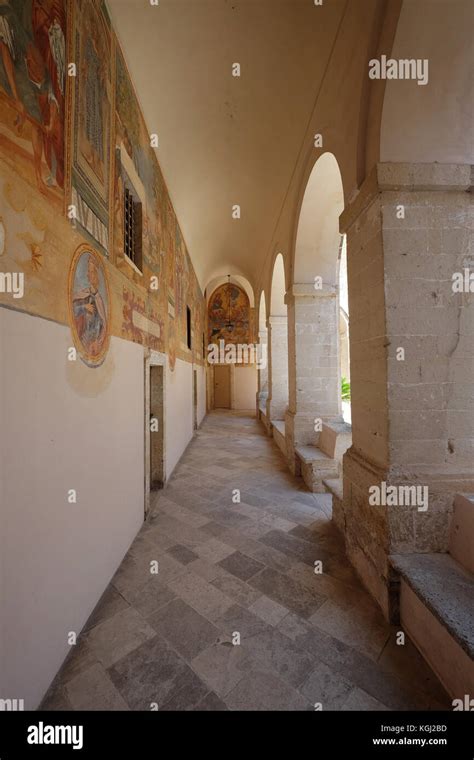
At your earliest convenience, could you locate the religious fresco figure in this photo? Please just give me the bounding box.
[208,283,251,345]
[68,246,110,367]
[0,0,66,193]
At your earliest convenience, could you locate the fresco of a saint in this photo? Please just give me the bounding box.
[68,245,110,367]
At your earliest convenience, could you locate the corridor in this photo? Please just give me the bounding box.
[42,412,449,712]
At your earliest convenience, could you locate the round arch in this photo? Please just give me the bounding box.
[292,152,344,288]
[270,253,286,316]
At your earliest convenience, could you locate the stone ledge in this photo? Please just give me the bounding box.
[390,552,474,659]
[323,477,343,502]
[271,420,286,438]
[295,445,335,467]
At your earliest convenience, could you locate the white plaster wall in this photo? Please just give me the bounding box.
[165,357,194,479]
[232,365,258,411]
[0,309,144,709]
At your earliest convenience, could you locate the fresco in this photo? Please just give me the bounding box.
[208,283,251,346]
[114,45,163,275]
[0,2,205,371]
[0,0,67,201]
[71,0,112,255]
[68,243,110,367]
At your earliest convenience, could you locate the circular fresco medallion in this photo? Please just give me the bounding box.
[68,244,111,368]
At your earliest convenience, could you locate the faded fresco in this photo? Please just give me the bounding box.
[70,0,112,255]
[208,283,251,345]
[68,244,110,367]
[0,1,205,371]
[0,0,67,203]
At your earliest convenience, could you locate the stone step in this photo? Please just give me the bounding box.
[390,552,474,699]
[295,445,339,493]
[450,493,474,574]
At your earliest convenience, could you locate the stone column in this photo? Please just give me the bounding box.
[256,328,268,415]
[266,315,288,422]
[338,162,474,619]
[285,284,342,470]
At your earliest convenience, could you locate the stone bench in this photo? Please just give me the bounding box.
[271,420,287,458]
[295,445,339,493]
[390,552,474,698]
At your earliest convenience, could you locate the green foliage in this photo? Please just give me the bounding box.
[341,376,351,401]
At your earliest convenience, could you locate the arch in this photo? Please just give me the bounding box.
[206,274,255,307]
[293,152,344,288]
[207,282,251,347]
[270,253,286,317]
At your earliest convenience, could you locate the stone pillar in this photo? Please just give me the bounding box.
[338,162,474,619]
[266,315,288,421]
[285,284,342,469]
[256,328,268,416]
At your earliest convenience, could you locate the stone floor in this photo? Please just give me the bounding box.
[41,411,450,711]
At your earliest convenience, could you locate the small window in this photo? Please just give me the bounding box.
[186,306,192,350]
[124,184,143,271]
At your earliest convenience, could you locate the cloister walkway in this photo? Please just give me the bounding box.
[42,412,449,711]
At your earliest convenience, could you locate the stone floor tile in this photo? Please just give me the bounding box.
[65,663,129,711]
[194,538,235,563]
[249,567,326,619]
[191,641,248,698]
[309,597,391,661]
[249,595,289,626]
[167,544,199,565]
[225,671,311,711]
[196,691,228,711]
[214,603,270,641]
[108,634,200,710]
[86,608,155,668]
[218,550,265,581]
[125,577,177,618]
[211,573,263,607]
[341,687,390,711]
[300,661,354,710]
[148,598,219,660]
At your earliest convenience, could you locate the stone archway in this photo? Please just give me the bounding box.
[266,253,288,426]
[285,152,350,480]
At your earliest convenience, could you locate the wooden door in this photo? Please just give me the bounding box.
[213,365,231,408]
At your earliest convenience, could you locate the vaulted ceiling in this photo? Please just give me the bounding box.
[107,0,346,291]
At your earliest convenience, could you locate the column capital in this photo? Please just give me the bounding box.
[340,162,472,234]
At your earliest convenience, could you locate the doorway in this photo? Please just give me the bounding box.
[213,364,231,408]
[150,365,164,491]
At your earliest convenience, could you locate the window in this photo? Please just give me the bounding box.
[124,183,143,271]
[186,306,192,350]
